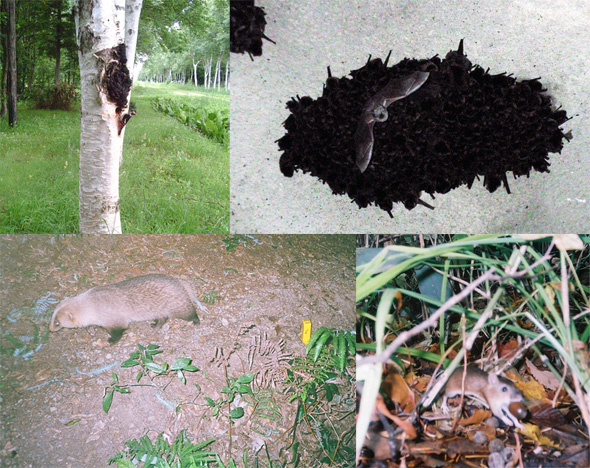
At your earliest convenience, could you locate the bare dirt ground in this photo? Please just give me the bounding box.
[0,234,355,468]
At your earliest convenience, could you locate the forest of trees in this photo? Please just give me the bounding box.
[0,0,229,116]
[137,0,229,89]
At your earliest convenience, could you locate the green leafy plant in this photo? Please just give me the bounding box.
[280,330,355,467]
[221,235,260,252]
[103,344,199,413]
[203,373,254,420]
[31,82,79,110]
[107,429,216,467]
[202,291,217,304]
[152,97,229,145]
[246,388,283,438]
[305,328,355,373]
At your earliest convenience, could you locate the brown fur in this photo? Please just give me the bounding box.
[443,366,525,428]
[49,274,200,343]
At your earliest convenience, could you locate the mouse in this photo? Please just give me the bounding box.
[442,365,526,429]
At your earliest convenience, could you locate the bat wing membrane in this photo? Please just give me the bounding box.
[355,71,429,172]
[355,116,376,172]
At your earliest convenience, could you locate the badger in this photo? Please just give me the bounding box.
[49,274,200,343]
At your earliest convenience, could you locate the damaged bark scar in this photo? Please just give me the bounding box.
[95,43,136,136]
[95,43,132,115]
[101,199,121,214]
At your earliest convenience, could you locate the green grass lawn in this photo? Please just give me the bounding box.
[0,82,229,233]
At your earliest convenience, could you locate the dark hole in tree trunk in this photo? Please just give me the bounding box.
[99,43,132,114]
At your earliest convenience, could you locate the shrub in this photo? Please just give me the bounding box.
[151,97,229,145]
[32,82,79,110]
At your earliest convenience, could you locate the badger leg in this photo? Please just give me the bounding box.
[151,318,168,328]
[188,312,200,325]
[108,328,126,344]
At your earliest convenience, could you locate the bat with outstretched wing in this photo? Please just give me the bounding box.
[355,71,429,172]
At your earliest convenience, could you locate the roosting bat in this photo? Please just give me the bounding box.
[355,71,429,173]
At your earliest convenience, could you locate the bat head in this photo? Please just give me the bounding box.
[371,105,388,122]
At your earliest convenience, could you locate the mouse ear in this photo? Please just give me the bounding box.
[488,373,501,385]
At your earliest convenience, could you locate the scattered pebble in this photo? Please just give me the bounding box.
[488,451,505,468]
[474,431,489,444]
[485,416,500,428]
[502,447,515,463]
[488,438,505,453]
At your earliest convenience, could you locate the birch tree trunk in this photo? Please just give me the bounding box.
[225,62,229,90]
[214,56,221,90]
[74,0,142,234]
[205,56,212,89]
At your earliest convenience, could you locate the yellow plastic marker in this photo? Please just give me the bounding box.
[302,320,312,344]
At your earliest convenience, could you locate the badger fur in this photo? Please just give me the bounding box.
[49,274,200,343]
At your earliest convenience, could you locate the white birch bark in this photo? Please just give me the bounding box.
[74,0,142,234]
[205,56,212,88]
[214,56,221,89]
[124,0,142,80]
[225,62,229,90]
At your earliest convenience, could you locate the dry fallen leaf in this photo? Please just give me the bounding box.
[519,423,562,449]
[459,408,493,427]
[382,370,416,413]
[465,424,496,442]
[525,358,561,391]
[373,393,417,439]
[517,234,583,251]
[498,340,520,360]
[517,376,548,400]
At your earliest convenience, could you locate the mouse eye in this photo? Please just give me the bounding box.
[54,320,60,326]
[502,386,508,392]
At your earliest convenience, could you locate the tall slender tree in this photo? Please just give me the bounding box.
[6,0,16,126]
[74,0,142,234]
[54,0,63,84]
[0,0,7,117]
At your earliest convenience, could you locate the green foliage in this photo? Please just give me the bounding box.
[246,388,283,438]
[107,430,216,467]
[103,344,199,413]
[221,235,261,252]
[137,0,228,86]
[282,334,355,468]
[31,83,79,111]
[203,373,254,421]
[1,319,50,359]
[285,348,341,406]
[202,291,217,304]
[152,97,228,145]
[305,328,355,373]
[241,441,301,468]
[286,329,355,406]
[356,234,590,452]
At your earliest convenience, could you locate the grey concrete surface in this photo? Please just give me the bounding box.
[230,0,590,233]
